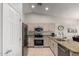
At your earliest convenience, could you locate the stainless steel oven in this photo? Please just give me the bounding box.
[34,27,44,47]
[34,39,44,46]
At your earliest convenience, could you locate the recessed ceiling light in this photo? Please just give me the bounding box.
[32,5,35,8]
[45,7,49,11]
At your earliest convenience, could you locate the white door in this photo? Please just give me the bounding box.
[3,4,22,56]
[0,3,2,56]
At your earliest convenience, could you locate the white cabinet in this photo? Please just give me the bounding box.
[54,41,58,56]
[43,23,55,32]
[27,23,55,32]
[28,36,34,47]
[49,38,58,56]
[27,24,35,31]
[50,39,54,50]
[44,36,50,47]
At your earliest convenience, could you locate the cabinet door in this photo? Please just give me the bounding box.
[49,39,58,56]
[44,36,50,47]
[28,36,34,47]
[53,42,58,56]
[28,23,35,31]
[51,40,54,52]
[3,4,22,56]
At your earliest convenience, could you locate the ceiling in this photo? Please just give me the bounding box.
[23,3,79,20]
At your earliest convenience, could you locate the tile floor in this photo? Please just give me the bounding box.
[24,47,54,56]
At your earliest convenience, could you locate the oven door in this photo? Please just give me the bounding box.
[34,40,43,46]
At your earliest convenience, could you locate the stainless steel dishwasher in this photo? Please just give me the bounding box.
[58,44,70,56]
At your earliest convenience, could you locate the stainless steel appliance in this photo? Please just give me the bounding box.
[34,39,43,46]
[58,44,70,56]
[34,27,43,47]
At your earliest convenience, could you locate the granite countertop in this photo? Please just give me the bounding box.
[48,36,79,53]
[27,31,53,36]
[27,35,51,36]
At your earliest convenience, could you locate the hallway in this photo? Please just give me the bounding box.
[24,47,54,56]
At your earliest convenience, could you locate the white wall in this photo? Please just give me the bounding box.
[23,13,79,40]
[23,13,56,23]
[55,23,79,40]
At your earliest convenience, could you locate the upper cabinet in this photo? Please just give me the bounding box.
[27,23,55,32]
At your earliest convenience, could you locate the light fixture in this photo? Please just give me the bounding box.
[32,5,35,8]
[45,7,49,11]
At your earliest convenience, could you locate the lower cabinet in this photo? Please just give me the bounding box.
[49,38,58,56]
[54,41,58,56]
[44,36,50,47]
[28,36,34,47]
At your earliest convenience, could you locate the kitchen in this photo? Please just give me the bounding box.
[22,3,79,56]
[1,3,79,56]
